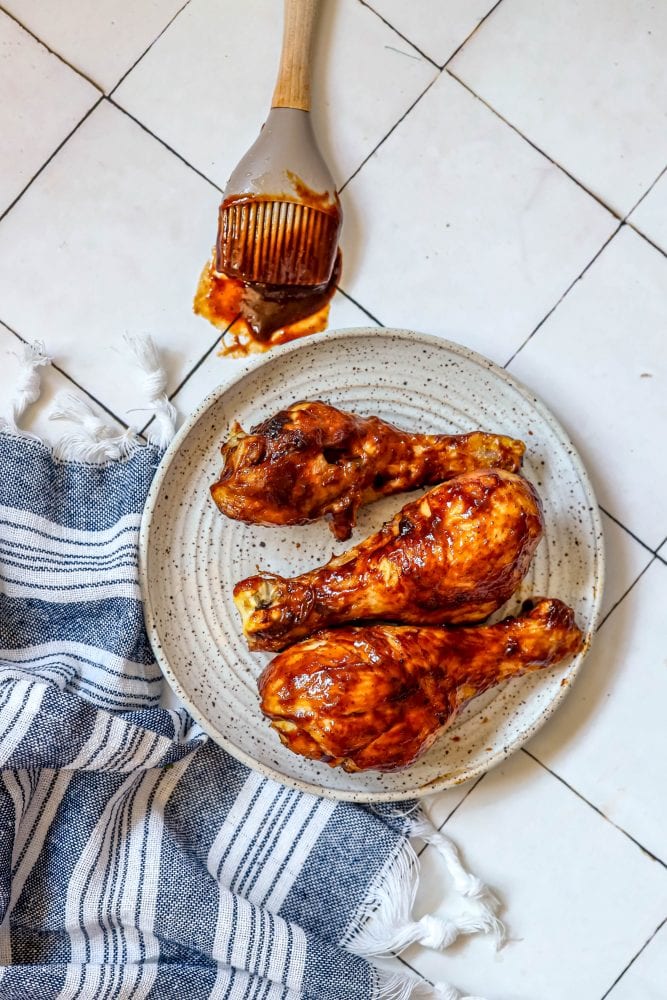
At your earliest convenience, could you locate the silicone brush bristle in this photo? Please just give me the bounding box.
[216,198,340,286]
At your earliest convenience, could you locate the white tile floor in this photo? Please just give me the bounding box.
[409,753,667,1000]
[0,11,98,215]
[113,0,438,192]
[448,0,667,216]
[1,2,665,997]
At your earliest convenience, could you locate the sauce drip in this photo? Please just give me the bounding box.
[194,250,341,358]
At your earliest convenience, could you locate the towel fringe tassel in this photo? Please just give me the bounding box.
[0,340,51,435]
[346,808,504,959]
[408,813,504,927]
[347,806,503,1000]
[50,392,137,462]
[1,335,177,460]
[124,333,176,448]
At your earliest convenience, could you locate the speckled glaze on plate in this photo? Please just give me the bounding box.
[139,329,604,802]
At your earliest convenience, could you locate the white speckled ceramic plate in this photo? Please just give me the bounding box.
[139,329,604,802]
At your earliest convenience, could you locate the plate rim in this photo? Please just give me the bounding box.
[139,327,605,802]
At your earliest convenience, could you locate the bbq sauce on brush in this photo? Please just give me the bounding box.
[194,176,342,357]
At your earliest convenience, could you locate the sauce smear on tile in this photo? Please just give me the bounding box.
[194,250,341,357]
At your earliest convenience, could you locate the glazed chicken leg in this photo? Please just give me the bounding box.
[259,598,583,772]
[212,401,525,540]
[234,469,544,651]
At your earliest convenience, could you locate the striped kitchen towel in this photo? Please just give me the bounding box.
[0,341,502,1000]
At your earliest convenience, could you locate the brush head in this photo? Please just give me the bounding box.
[216,108,341,287]
[217,196,340,286]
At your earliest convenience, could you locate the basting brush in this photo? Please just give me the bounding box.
[216,0,341,289]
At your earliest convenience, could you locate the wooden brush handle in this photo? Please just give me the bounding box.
[271,0,320,112]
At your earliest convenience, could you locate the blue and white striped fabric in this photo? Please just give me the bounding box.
[0,429,459,1000]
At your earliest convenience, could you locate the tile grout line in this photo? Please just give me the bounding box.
[522,748,667,870]
[0,4,102,90]
[624,161,667,218]
[437,774,486,830]
[3,0,660,250]
[655,532,667,561]
[336,54,663,426]
[595,556,657,632]
[335,287,385,327]
[357,0,440,68]
[109,0,193,96]
[627,222,667,262]
[442,0,506,69]
[416,775,486,859]
[394,952,434,988]
[599,505,657,557]
[4,4,663,380]
[502,223,622,368]
[600,915,667,999]
[106,96,223,195]
[0,321,132,432]
[168,327,234,401]
[0,96,104,227]
[447,68,622,222]
[338,74,441,194]
[0,67,228,443]
[14,4,439,216]
[333,41,664,382]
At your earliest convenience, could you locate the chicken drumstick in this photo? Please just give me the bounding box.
[212,401,525,540]
[258,598,583,772]
[234,469,544,651]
